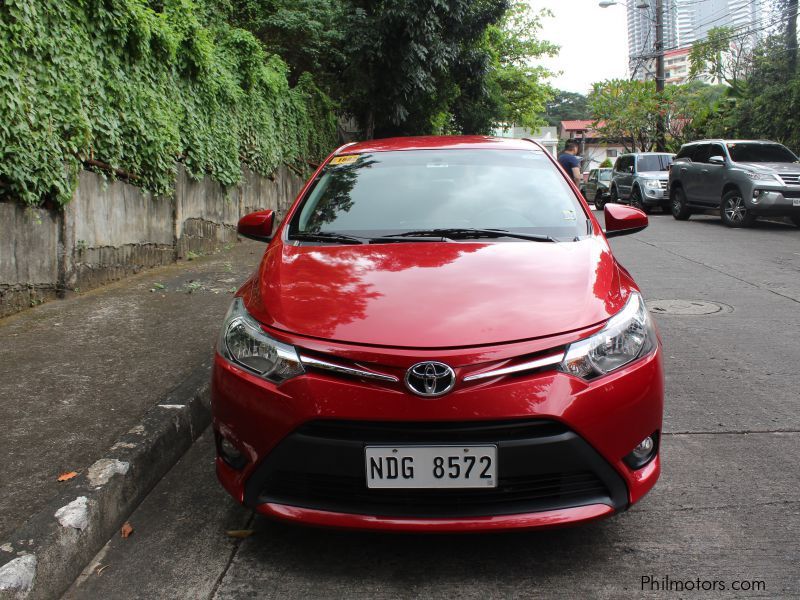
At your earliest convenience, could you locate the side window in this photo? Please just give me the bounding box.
[693,144,712,164]
[675,146,694,161]
[710,144,726,162]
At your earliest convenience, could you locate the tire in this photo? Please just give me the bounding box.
[609,186,619,205]
[630,187,651,213]
[594,191,606,210]
[790,215,800,227]
[720,190,756,228]
[671,187,691,220]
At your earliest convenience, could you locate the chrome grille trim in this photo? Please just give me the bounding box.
[463,352,565,382]
[779,172,800,185]
[299,355,399,383]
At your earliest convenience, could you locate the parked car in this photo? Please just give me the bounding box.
[609,153,675,213]
[669,139,800,228]
[212,136,663,532]
[581,168,613,208]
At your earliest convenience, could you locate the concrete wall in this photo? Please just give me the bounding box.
[0,165,305,318]
[0,204,61,314]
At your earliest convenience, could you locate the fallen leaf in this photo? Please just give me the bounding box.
[120,522,133,538]
[226,529,254,539]
[57,471,78,482]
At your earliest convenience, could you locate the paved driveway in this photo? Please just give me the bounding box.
[65,213,800,599]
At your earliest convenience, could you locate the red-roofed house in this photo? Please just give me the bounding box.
[559,120,626,173]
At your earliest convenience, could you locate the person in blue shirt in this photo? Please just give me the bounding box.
[558,143,582,186]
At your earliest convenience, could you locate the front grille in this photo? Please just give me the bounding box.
[658,180,668,189]
[264,470,609,517]
[779,173,800,185]
[244,419,629,518]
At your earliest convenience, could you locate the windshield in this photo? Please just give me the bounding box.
[727,143,797,163]
[598,170,612,181]
[637,155,673,172]
[289,149,589,241]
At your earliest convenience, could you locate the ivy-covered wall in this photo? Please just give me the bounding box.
[0,0,337,207]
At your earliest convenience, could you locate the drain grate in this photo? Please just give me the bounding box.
[647,299,731,315]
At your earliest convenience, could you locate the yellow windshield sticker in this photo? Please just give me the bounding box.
[329,154,359,165]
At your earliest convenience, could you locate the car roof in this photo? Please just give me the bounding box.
[336,136,543,154]
[620,152,674,156]
[682,139,778,145]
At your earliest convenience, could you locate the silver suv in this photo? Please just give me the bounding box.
[669,139,800,228]
[609,153,674,213]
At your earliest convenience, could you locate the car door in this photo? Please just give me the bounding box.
[587,170,598,197]
[698,143,727,206]
[615,156,633,199]
[683,144,711,205]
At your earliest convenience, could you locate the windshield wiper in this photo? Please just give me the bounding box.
[289,232,365,245]
[386,228,556,242]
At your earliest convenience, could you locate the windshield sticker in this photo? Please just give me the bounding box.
[329,154,359,165]
[562,209,576,221]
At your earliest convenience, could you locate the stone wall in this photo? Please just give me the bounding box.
[0,165,305,318]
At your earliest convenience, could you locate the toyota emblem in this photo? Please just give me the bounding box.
[404,361,456,397]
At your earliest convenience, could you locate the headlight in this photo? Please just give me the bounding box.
[217,298,304,383]
[743,170,777,181]
[559,293,655,380]
[644,180,661,189]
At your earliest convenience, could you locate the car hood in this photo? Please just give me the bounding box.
[735,161,800,173]
[638,171,669,180]
[245,238,626,348]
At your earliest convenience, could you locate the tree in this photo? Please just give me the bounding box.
[339,0,509,138]
[589,79,659,152]
[663,81,727,150]
[478,4,557,131]
[688,26,753,94]
[544,90,590,127]
[222,0,347,87]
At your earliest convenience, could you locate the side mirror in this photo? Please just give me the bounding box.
[237,210,275,242]
[708,155,725,165]
[603,204,648,238]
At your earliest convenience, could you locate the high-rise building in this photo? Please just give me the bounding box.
[677,0,764,46]
[627,0,678,80]
[627,0,765,81]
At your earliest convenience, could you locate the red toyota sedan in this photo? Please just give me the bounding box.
[212,136,663,532]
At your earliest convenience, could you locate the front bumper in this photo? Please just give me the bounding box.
[212,335,663,532]
[643,186,668,205]
[748,189,800,215]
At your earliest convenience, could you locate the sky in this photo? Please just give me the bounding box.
[528,0,630,95]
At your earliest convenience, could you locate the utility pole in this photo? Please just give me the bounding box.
[654,0,666,152]
[788,0,798,75]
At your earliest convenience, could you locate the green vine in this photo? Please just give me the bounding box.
[0,0,337,207]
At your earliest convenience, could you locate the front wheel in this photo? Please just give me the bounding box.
[595,191,607,210]
[720,190,756,228]
[790,214,800,227]
[609,186,619,205]
[671,187,691,220]
[630,187,651,214]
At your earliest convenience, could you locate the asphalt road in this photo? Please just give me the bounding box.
[64,211,800,599]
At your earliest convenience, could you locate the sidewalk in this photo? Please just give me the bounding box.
[0,240,263,543]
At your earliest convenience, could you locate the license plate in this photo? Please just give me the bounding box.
[365,445,497,489]
[793,198,800,206]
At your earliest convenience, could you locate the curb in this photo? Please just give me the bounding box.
[0,358,214,600]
